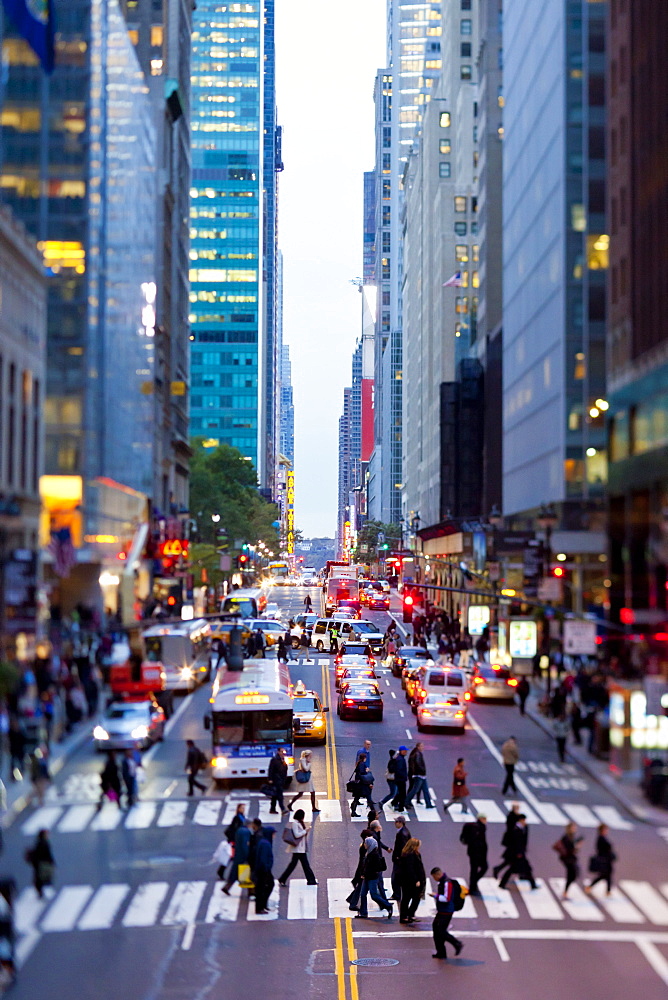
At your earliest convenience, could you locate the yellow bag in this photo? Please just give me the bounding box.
[238,863,254,889]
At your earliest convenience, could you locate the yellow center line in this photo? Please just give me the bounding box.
[334,917,347,1000]
[328,657,341,801]
[345,918,359,1000]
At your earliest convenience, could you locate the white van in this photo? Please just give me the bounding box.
[311,617,357,652]
[410,665,469,709]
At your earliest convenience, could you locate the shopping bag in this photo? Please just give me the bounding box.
[238,863,254,889]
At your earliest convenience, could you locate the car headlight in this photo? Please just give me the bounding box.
[181,667,194,679]
[313,718,325,728]
[212,756,227,768]
[131,725,149,739]
[93,726,109,741]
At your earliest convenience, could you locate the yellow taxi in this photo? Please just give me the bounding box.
[291,681,329,745]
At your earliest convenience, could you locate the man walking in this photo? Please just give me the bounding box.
[392,746,409,810]
[517,676,530,715]
[304,593,312,612]
[501,736,519,794]
[493,802,521,880]
[356,739,372,769]
[251,820,275,915]
[267,746,289,815]
[498,814,537,890]
[405,742,434,809]
[460,814,488,895]
[184,739,207,796]
[122,748,138,808]
[390,816,411,902]
[430,867,464,961]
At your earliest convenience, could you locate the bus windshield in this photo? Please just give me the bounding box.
[212,709,293,746]
[222,596,257,618]
[144,637,163,662]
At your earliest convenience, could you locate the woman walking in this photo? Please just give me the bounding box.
[355,837,393,920]
[350,753,375,817]
[26,829,55,898]
[288,750,320,813]
[443,758,476,815]
[379,749,398,807]
[554,821,583,899]
[585,823,616,896]
[347,828,373,911]
[278,809,318,886]
[96,751,122,810]
[397,838,426,924]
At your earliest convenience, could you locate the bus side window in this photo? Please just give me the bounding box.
[130,653,143,683]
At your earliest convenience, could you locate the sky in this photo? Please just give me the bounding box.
[275,0,386,539]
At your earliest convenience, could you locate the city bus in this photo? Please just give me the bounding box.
[142,619,212,693]
[220,587,267,619]
[267,560,290,583]
[204,659,295,782]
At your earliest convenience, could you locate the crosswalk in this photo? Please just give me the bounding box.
[22,794,633,836]
[15,876,668,937]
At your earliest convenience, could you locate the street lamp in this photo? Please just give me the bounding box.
[537,503,558,576]
[211,513,220,523]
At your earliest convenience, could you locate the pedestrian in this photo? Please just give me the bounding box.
[8,718,25,782]
[493,802,521,880]
[405,742,434,809]
[355,836,393,919]
[329,622,340,654]
[254,628,266,658]
[389,815,411,901]
[517,676,530,715]
[460,814,488,895]
[553,714,570,763]
[369,819,392,898]
[278,808,318,886]
[501,736,519,794]
[267,746,289,815]
[288,749,320,813]
[276,637,288,664]
[184,739,207,796]
[585,823,616,896]
[29,746,51,806]
[350,753,375,816]
[252,824,276,914]
[299,628,309,652]
[553,821,583,899]
[121,748,138,808]
[224,802,247,843]
[283,629,297,661]
[356,739,372,768]
[429,867,464,960]
[392,746,409,810]
[379,748,398,807]
[398,838,426,924]
[211,833,233,885]
[499,814,537,890]
[222,818,252,895]
[26,829,55,899]
[97,751,122,810]
[246,632,257,657]
[347,827,374,911]
[443,758,476,815]
[304,593,312,612]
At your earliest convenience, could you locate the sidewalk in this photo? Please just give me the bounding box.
[525,692,667,827]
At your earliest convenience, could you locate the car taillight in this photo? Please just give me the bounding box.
[454,711,464,719]
[507,678,518,687]
[422,710,432,718]
[473,677,483,684]
[464,691,471,701]
[344,699,354,706]
[419,688,426,697]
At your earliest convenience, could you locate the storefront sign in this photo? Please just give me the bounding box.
[509,618,537,658]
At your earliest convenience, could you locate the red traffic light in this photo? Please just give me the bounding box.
[404,595,414,606]
[552,566,565,578]
[239,555,248,564]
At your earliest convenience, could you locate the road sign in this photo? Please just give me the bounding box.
[563,619,597,655]
[538,576,563,602]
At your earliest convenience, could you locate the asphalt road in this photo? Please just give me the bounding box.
[3,586,668,999]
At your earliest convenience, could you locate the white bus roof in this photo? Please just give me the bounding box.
[210,659,293,710]
[143,619,210,639]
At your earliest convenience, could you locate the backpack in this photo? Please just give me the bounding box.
[198,749,208,769]
[450,878,467,911]
[552,838,567,858]
[459,823,476,847]
[387,757,397,775]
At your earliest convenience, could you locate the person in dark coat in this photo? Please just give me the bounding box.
[493,802,521,879]
[392,746,409,810]
[26,829,55,898]
[460,815,488,894]
[347,828,373,910]
[224,803,247,843]
[585,823,616,896]
[498,815,537,890]
[185,739,207,796]
[267,747,289,815]
[355,837,393,919]
[397,838,426,923]
[350,754,375,816]
[389,815,411,901]
[252,823,275,914]
[517,676,531,715]
[276,637,288,664]
[97,751,122,810]
[222,819,252,894]
[430,867,464,960]
[555,821,583,899]
[379,748,398,807]
[405,742,434,809]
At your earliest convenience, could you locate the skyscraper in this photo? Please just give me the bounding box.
[189,0,280,488]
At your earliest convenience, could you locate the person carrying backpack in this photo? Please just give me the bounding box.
[185,739,207,796]
[429,867,465,960]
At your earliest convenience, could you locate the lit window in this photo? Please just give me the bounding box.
[455,245,469,262]
[440,111,451,128]
[454,196,467,213]
[571,203,586,231]
[455,297,469,314]
[439,139,451,154]
[461,65,472,80]
[587,234,609,269]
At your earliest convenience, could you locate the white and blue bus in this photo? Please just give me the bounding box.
[219,587,267,619]
[204,659,295,782]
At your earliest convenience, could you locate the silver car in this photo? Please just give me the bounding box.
[93,699,166,750]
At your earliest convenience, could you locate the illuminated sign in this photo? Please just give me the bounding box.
[509,619,537,658]
[286,471,295,554]
[468,605,491,635]
[235,693,271,705]
[159,539,189,558]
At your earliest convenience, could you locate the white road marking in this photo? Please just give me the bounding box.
[158,801,188,827]
[162,881,207,925]
[391,691,396,699]
[205,883,242,922]
[41,886,94,932]
[15,929,41,968]
[14,887,48,935]
[123,882,169,926]
[503,800,542,825]
[57,805,97,833]
[384,678,390,687]
[492,933,511,961]
[125,802,156,829]
[592,805,634,831]
[405,728,412,739]
[477,878,519,919]
[517,879,563,920]
[78,884,130,930]
[246,882,279,921]
[450,877,478,918]
[548,879,604,921]
[287,879,318,919]
[561,803,599,828]
[181,922,196,950]
[347,800,369,821]
[316,799,343,822]
[90,804,123,831]
[620,881,668,924]
[21,806,63,836]
[193,800,222,826]
[399,709,404,717]
[257,799,283,822]
[328,877,355,918]
[411,800,441,822]
[531,802,569,826]
[636,939,668,986]
[589,885,644,924]
[162,779,178,798]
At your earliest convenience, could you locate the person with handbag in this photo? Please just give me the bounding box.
[287,750,319,813]
[347,827,374,910]
[397,838,426,923]
[349,753,375,817]
[379,749,398,807]
[553,821,583,899]
[26,828,55,898]
[355,837,393,919]
[222,818,252,895]
[585,823,616,896]
[278,809,317,886]
[443,758,476,815]
[212,835,233,883]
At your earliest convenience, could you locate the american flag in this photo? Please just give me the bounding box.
[443,271,463,287]
[48,526,77,578]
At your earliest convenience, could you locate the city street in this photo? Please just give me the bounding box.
[3,587,668,999]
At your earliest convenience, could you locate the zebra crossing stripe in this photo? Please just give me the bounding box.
[517,879,563,921]
[125,803,156,829]
[58,805,98,833]
[246,884,279,921]
[193,800,222,826]
[591,886,644,925]
[561,804,599,828]
[205,883,241,923]
[548,879,604,922]
[158,801,188,827]
[286,880,318,920]
[90,804,123,831]
[14,887,49,935]
[78,885,130,930]
[162,881,207,925]
[620,881,668,925]
[532,802,569,826]
[122,882,169,927]
[41,886,94,932]
[477,878,520,919]
[592,805,633,831]
[21,807,63,836]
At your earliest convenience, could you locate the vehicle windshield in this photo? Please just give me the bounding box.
[223,597,257,618]
[212,709,293,745]
[403,648,429,658]
[293,697,319,712]
[354,623,377,633]
[260,621,283,630]
[341,645,368,656]
[144,637,163,662]
[106,704,147,720]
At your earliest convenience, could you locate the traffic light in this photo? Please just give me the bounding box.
[237,554,248,569]
[402,592,415,623]
[551,565,565,578]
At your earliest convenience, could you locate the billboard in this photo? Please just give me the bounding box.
[286,471,295,554]
[509,619,537,658]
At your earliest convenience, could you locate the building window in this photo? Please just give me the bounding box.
[461,19,472,35]
[461,65,472,80]
[587,234,609,270]
[571,203,586,231]
[440,111,451,128]
[454,196,467,213]
[382,232,391,252]
[454,221,467,236]
[455,296,469,314]
[382,153,391,171]
[455,244,469,262]
[460,42,471,57]
[439,162,451,178]
[439,138,451,154]
[461,0,472,8]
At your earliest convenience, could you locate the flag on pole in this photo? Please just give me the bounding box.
[48,527,76,578]
[1,0,55,73]
[442,271,462,287]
